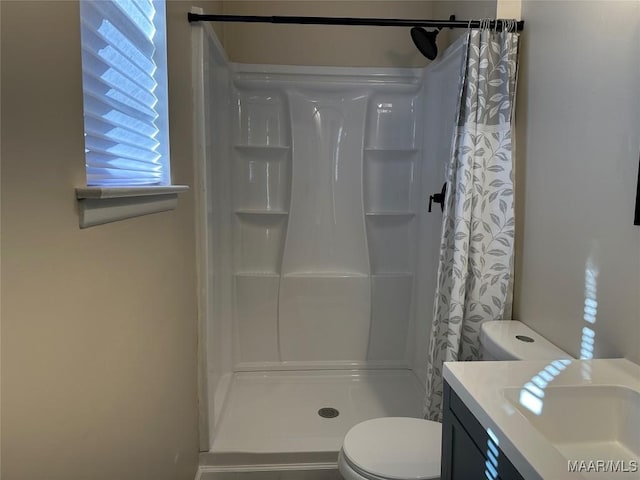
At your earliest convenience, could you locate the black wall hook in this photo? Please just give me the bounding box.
[428,182,447,212]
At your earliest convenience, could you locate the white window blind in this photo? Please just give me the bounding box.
[80,0,170,186]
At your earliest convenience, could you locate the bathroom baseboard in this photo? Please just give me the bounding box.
[196,463,340,480]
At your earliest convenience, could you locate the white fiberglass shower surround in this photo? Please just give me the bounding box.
[193,20,463,473]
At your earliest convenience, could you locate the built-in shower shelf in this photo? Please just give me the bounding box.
[372,272,413,278]
[234,209,289,216]
[364,147,418,154]
[366,211,415,217]
[282,272,369,278]
[234,144,291,154]
[234,272,280,278]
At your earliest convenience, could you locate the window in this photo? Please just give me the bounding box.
[79,0,170,186]
[76,0,187,228]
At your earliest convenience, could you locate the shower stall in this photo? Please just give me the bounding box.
[192,18,464,475]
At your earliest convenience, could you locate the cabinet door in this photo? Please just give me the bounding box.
[443,406,494,479]
[441,382,525,480]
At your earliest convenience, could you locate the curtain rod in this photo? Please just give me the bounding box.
[187,13,524,31]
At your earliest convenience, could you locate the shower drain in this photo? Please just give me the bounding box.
[318,407,340,418]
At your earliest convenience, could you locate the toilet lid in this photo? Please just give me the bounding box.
[342,417,442,480]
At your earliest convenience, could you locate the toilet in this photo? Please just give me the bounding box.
[337,320,573,480]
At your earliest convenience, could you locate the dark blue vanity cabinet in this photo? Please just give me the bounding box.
[441,381,526,480]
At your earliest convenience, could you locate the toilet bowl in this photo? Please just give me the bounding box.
[338,320,573,480]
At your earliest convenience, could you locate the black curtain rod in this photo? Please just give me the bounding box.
[187,13,524,31]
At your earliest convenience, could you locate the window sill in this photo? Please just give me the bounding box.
[76,185,189,228]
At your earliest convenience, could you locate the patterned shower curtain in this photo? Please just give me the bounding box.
[424,25,520,422]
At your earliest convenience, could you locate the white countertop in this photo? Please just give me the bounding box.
[443,359,640,480]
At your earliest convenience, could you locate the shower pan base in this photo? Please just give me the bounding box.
[200,369,423,469]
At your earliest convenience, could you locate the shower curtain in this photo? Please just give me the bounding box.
[424,25,520,422]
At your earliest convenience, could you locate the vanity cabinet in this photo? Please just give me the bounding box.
[441,381,525,480]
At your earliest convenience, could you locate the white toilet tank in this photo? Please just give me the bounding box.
[480,320,573,361]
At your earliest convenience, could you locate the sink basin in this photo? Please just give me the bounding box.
[504,385,640,463]
[445,359,640,479]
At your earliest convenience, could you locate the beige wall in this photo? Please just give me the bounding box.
[221,1,436,67]
[219,1,503,67]
[514,1,640,363]
[1,1,220,479]
[432,0,497,47]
